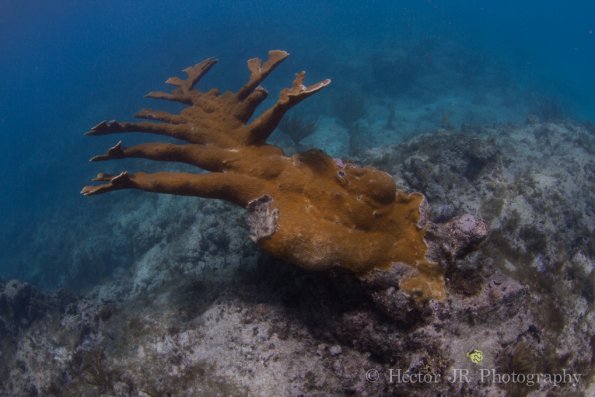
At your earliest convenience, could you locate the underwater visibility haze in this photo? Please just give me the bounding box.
[0,1,594,396]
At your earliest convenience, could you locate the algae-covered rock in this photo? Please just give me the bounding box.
[1,121,593,396]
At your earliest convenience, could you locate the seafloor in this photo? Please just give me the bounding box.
[0,116,593,396]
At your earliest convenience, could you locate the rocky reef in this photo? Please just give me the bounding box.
[1,116,593,396]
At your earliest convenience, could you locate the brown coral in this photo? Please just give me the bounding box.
[82,50,444,300]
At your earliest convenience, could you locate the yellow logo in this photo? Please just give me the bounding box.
[467,349,484,364]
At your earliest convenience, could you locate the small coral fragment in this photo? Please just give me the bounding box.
[83,50,445,300]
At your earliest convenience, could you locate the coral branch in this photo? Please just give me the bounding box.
[175,57,218,92]
[86,120,217,145]
[135,109,185,124]
[237,50,289,100]
[82,171,263,206]
[83,51,451,300]
[90,141,230,172]
[144,90,193,105]
[247,72,331,143]
[86,120,184,138]
[233,87,269,123]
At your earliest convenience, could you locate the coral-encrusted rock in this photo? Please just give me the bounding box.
[0,279,49,335]
[3,121,592,397]
[427,213,489,263]
[440,270,529,324]
[247,195,279,242]
[359,212,488,302]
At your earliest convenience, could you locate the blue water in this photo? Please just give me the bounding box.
[0,0,594,287]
